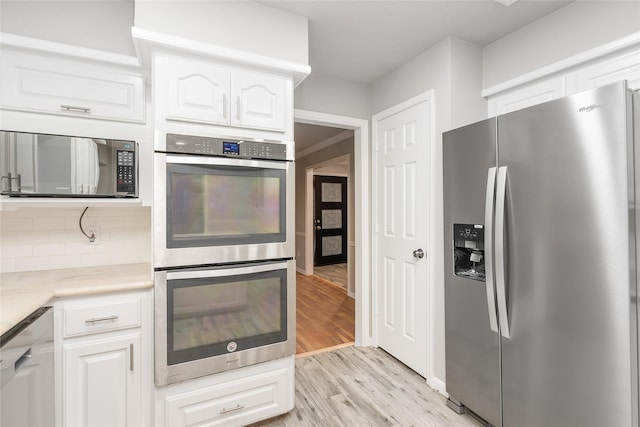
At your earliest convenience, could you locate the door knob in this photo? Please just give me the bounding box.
[316,226,322,230]
[413,248,425,259]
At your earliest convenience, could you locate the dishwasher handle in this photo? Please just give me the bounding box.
[14,348,32,373]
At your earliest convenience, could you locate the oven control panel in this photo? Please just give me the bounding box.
[166,133,291,161]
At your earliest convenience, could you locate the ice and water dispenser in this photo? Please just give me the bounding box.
[453,224,485,281]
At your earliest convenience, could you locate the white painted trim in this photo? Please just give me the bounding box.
[305,168,315,277]
[372,90,434,122]
[427,377,448,397]
[296,266,308,275]
[371,89,436,384]
[296,129,353,159]
[312,172,348,177]
[294,109,370,347]
[131,27,311,86]
[482,31,640,97]
[0,32,141,68]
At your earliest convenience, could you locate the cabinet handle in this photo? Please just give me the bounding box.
[223,94,227,119]
[236,96,241,121]
[85,315,119,324]
[61,104,91,114]
[130,343,134,371]
[220,404,244,415]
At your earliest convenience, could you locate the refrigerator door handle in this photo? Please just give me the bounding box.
[495,166,511,339]
[484,167,499,333]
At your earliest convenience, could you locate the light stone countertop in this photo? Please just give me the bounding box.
[1,263,153,336]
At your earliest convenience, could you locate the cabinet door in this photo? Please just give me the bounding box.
[63,332,141,427]
[488,77,567,117]
[164,365,293,426]
[0,51,145,123]
[573,49,640,92]
[166,57,231,126]
[231,70,287,132]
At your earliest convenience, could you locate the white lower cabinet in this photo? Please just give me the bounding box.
[63,332,142,426]
[55,290,153,427]
[156,356,295,427]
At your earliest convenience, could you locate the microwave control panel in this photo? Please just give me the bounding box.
[166,133,292,161]
[116,150,136,193]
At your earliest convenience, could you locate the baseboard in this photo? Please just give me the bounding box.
[427,376,448,397]
[296,267,308,275]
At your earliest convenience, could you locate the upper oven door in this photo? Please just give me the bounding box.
[154,152,294,267]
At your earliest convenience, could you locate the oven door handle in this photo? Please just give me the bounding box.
[164,154,288,170]
[165,261,290,280]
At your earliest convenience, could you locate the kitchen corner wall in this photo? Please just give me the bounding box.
[371,36,486,390]
[0,207,151,273]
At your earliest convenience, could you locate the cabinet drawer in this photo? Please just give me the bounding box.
[0,50,145,123]
[62,298,141,338]
[164,366,291,426]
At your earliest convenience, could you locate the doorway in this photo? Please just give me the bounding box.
[294,109,370,353]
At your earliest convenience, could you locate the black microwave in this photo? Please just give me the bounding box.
[0,130,138,198]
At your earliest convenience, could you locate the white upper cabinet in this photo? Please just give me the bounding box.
[488,77,567,117]
[572,49,640,92]
[0,50,145,123]
[231,69,286,131]
[157,54,291,135]
[485,37,640,117]
[166,56,231,125]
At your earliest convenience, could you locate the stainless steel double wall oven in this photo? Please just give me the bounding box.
[154,132,295,386]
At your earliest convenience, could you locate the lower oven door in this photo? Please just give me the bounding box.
[154,259,296,386]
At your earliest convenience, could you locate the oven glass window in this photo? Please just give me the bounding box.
[167,163,286,248]
[167,268,287,365]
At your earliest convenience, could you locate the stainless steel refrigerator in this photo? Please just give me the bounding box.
[443,81,639,427]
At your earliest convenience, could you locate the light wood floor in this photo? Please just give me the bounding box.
[313,263,347,289]
[251,346,482,426]
[296,273,355,355]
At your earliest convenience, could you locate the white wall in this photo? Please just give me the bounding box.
[371,36,485,388]
[0,0,135,56]
[450,38,486,129]
[134,0,308,65]
[483,1,640,88]
[294,74,371,120]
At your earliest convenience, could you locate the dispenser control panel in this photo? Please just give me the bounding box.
[453,223,485,282]
[453,224,484,247]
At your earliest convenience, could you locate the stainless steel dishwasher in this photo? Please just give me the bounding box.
[0,306,54,426]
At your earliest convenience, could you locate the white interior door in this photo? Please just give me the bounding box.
[375,98,429,377]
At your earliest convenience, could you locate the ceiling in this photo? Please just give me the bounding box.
[259,0,573,84]
[261,0,573,156]
[294,123,352,156]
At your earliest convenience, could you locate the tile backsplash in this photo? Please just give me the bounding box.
[0,206,151,273]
